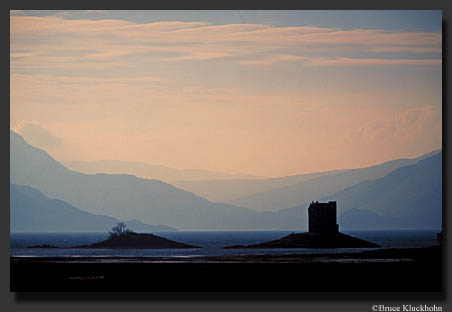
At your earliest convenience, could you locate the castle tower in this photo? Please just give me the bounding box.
[308,201,339,234]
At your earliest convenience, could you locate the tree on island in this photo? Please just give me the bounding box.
[109,222,133,238]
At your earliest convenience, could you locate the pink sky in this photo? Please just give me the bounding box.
[10,11,442,177]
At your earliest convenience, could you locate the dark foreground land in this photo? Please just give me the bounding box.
[11,245,441,292]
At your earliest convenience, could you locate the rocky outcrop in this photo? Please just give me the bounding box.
[225,232,380,249]
[77,232,198,249]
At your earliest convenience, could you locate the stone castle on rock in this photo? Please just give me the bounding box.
[308,201,339,234]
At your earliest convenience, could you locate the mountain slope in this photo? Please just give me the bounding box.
[329,151,442,229]
[229,150,440,211]
[279,151,442,230]
[10,130,441,231]
[10,131,265,230]
[10,183,176,232]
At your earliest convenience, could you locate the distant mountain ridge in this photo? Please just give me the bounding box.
[10,183,176,232]
[278,151,442,230]
[172,169,344,204]
[10,130,442,231]
[63,159,263,182]
[228,150,441,211]
[10,131,262,230]
[331,151,442,230]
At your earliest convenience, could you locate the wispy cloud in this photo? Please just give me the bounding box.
[309,57,442,67]
[9,12,442,176]
[368,46,442,54]
[17,75,163,85]
[10,15,442,71]
[239,54,306,66]
[349,105,441,148]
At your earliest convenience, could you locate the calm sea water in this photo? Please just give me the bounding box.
[10,230,440,258]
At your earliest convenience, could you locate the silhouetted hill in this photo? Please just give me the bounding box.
[10,183,176,232]
[229,150,440,211]
[225,232,380,248]
[330,152,442,229]
[278,152,442,230]
[10,131,265,230]
[77,232,198,249]
[10,130,441,231]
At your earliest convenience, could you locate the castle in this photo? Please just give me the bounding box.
[308,201,339,234]
[224,200,380,249]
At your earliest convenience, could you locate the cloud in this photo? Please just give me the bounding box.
[14,121,62,150]
[160,51,233,62]
[351,105,441,145]
[10,15,442,71]
[368,46,442,54]
[308,57,441,67]
[8,14,442,177]
[239,54,306,66]
[10,16,440,48]
[239,55,440,67]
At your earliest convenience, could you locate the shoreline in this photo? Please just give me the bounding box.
[10,245,442,291]
[11,245,440,263]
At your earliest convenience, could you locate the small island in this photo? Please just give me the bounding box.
[225,201,380,249]
[26,223,199,249]
[76,223,199,249]
[27,244,60,249]
[77,232,198,249]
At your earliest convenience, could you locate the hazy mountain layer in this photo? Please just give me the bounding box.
[10,131,264,230]
[329,151,442,230]
[10,130,442,231]
[63,160,263,182]
[229,150,440,211]
[278,152,442,230]
[172,170,344,204]
[11,183,176,232]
